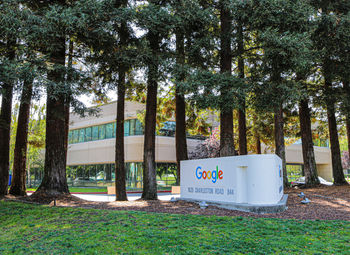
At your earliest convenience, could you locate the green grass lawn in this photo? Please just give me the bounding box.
[0,201,349,254]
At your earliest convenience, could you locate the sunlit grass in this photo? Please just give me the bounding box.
[0,201,349,254]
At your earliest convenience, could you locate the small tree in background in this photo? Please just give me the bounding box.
[189,127,220,160]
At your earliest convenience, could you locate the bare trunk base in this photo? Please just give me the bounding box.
[327,106,348,185]
[27,190,76,204]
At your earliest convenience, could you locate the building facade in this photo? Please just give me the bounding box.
[66,101,200,189]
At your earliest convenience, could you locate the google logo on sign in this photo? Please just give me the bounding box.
[196,166,223,183]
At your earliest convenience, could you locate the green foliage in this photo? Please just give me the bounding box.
[1,0,350,161]
[250,0,315,111]
[185,70,246,111]
[9,103,46,173]
[0,201,349,254]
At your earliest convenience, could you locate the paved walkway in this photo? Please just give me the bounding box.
[73,193,180,202]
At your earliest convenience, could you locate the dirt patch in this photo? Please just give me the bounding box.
[4,185,350,221]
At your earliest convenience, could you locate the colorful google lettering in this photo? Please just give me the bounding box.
[196,166,223,183]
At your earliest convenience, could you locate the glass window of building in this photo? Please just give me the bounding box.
[68,131,72,144]
[89,165,97,181]
[76,165,84,179]
[85,127,92,142]
[99,125,106,140]
[106,123,114,139]
[129,119,136,135]
[159,121,176,137]
[92,126,99,141]
[124,120,130,136]
[68,120,147,144]
[79,129,85,143]
[126,162,143,189]
[112,122,116,138]
[135,119,143,135]
[163,121,176,131]
[72,130,79,143]
[104,164,112,181]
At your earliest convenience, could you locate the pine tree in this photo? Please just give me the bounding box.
[251,0,316,186]
[138,0,173,200]
[28,1,71,197]
[9,72,34,196]
[219,0,235,156]
[0,0,20,196]
[311,0,348,185]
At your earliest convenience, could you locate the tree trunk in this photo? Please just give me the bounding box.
[0,39,16,196]
[115,0,128,201]
[347,115,350,158]
[0,83,13,196]
[255,134,261,154]
[175,27,188,184]
[141,31,159,200]
[64,39,73,161]
[219,0,235,157]
[274,105,288,187]
[326,105,347,185]
[298,97,319,186]
[238,106,247,155]
[343,81,350,163]
[34,36,70,196]
[324,71,347,185]
[27,161,31,188]
[115,68,127,201]
[237,19,247,155]
[9,78,34,196]
[253,116,261,154]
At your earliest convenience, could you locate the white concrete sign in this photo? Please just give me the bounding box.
[180,154,284,205]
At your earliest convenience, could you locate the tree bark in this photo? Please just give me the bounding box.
[9,78,34,196]
[115,69,127,200]
[324,69,347,185]
[343,81,350,163]
[326,104,346,185]
[114,0,128,200]
[64,39,73,161]
[0,39,16,196]
[347,115,350,157]
[253,116,261,154]
[34,36,70,196]
[141,31,159,200]
[274,105,288,187]
[175,27,188,185]
[219,0,235,157]
[298,97,319,186]
[255,134,261,154]
[237,19,247,155]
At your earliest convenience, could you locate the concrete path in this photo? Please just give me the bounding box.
[73,193,180,202]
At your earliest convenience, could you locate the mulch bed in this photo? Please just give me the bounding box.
[3,185,350,221]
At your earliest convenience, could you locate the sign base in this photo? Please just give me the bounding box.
[179,194,288,214]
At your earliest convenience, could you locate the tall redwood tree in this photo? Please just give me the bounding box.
[219,0,235,157]
[0,39,16,196]
[115,0,129,201]
[9,77,34,196]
